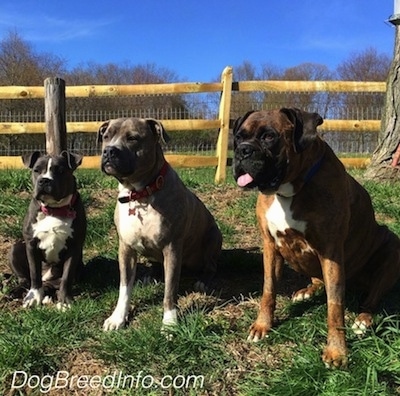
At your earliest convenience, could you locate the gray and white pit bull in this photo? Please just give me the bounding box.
[97,117,222,331]
[9,151,86,309]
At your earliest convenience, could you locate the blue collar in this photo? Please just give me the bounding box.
[303,155,324,184]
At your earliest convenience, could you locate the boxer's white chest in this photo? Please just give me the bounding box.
[266,190,307,246]
[32,213,73,263]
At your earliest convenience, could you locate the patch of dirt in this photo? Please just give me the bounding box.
[47,350,110,396]
[0,235,13,275]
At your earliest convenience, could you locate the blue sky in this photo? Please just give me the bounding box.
[0,0,396,81]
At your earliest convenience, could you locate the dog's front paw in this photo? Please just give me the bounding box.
[162,309,178,327]
[352,313,373,336]
[161,309,178,340]
[56,295,73,311]
[322,345,348,369]
[247,321,270,342]
[103,314,126,331]
[292,288,313,302]
[56,301,72,311]
[292,282,324,303]
[23,288,44,308]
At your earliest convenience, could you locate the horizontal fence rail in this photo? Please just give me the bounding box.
[0,67,386,180]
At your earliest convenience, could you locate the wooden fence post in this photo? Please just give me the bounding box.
[45,77,67,155]
[215,66,233,183]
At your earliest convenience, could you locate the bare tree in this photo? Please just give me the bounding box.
[259,63,283,80]
[0,30,65,86]
[234,61,258,81]
[230,61,261,118]
[337,47,391,81]
[260,62,334,117]
[229,61,335,118]
[336,47,390,120]
[0,31,65,115]
[365,29,400,179]
[65,62,188,120]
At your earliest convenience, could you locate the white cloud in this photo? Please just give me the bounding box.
[0,11,115,43]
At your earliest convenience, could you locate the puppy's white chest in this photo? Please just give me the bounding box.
[32,213,73,263]
[266,194,307,245]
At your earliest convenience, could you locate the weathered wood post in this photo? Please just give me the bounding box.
[215,66,233,183]
[44,77,67,155]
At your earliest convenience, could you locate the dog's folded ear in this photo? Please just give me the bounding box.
[146,118,170,145]
[232,111,255,136]
[22,151,42,169]
[61,151,83,170]
[97,121,110,144]
[280,107,323,153]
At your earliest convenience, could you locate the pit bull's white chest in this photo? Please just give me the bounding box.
[266,188,307,246]
[32,213,73,263]
[116,198,163,257]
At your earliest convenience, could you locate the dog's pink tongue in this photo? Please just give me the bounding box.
[237,173,254,187]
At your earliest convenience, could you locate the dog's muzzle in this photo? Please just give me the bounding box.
[37,178,54,194]
[102,145,118,162]
[236,141,262,161]
[102,146,120,171]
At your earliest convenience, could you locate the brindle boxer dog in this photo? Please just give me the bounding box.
[97,117,222,331]
[233,108,400,368]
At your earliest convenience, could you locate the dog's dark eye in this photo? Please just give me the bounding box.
[261,131,276,142]
[234,131,245,144]
[33,167,40,173]
[127,135,139,142]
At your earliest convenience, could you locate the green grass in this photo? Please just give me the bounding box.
[0,167,399,395]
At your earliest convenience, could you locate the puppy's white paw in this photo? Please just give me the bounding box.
[352,319,368,336]
[42,296,54,305]
[56,302,71,311]
[292,291,311,302]
[23,288,44,308]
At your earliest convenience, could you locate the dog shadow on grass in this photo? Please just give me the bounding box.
[4,249,399,325]
[80,248,310,307]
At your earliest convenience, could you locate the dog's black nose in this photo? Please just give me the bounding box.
[238,142,256,159]
[38,178,51,186]
[103,146,117,158]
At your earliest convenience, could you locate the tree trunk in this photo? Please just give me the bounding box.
[365,26,400,180]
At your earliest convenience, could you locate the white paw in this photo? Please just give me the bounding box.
[23,288,44,308]
[56,302,71,311]
[161,309,178,339]
[352,319,368,336]
[103,314,126,331]
[292,291,311,302]
[162,309,178,327]
[247,334,260,342]
[247,333,268,342]
[42,296,54,305]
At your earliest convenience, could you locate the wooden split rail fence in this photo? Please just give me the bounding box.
[0,66,386,182]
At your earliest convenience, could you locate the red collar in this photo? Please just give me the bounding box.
[118,161,169,204]
[40,193,77,219]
